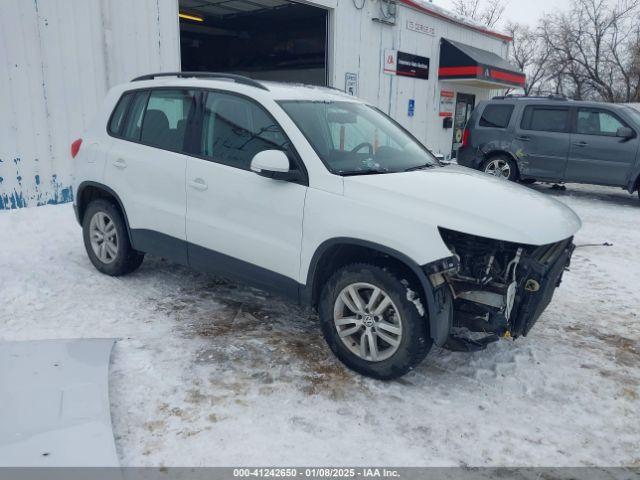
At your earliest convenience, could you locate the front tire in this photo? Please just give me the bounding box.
[483,155,518,181]
[319,263,432,380]
[82,199,144,276]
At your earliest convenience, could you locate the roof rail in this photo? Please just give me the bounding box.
[492,94,568,101]
[131,72,270,91]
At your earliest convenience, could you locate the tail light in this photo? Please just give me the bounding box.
[461,128,470,148]
[71,139,83,158]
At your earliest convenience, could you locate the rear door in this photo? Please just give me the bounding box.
[185,91,307,295]
[104,88,198,263]
[514,104,571,181]
[565,107,638,186]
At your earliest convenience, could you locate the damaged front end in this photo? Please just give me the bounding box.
[428,228,575,352]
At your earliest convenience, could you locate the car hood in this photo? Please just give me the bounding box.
[343,165,582,246]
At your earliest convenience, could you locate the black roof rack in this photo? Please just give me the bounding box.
[131,72,270,91]
[492,94,568,101]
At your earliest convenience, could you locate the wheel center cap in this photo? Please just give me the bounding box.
[363,315,375,328]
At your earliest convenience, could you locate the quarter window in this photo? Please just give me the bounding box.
[121,91,150,141]
[140,89,196,151]
[577,109,626,136]
[521,106,569,133]
[479,104,514,129]
[200,92,291,170]
[108,93,133,135]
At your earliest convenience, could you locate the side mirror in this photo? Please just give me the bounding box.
[617,127,635,139]
[250,150,298,181]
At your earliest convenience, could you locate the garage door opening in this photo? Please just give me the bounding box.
[179,0,328,86]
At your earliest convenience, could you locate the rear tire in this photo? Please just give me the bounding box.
[483,155,518,182]
[318,263,432,380]
[82,199,144,276]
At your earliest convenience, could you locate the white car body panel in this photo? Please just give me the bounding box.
[299,186,454,282]
[186,157,307,280]
[343,165,582,247]
[0,339,118,467]
[103,141,188,242]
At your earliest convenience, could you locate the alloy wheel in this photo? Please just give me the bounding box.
[484,158,512,179]
[89,211,119,264]
[333,283,403,362]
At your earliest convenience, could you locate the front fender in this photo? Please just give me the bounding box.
[303,237,453,347]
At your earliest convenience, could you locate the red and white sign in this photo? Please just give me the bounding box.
[439,90,455,117]
[383,50,398,75]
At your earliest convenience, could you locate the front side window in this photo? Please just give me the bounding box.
[521,106,569,133]
[479,104,514,129]
[577,109,625,136]
[200,92,292,170]
[279,101,438,175]
[140,89,196,151]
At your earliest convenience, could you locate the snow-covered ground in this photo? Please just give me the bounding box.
[1,184,639,467]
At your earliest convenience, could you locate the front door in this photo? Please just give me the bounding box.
[451,93,475,158]
[565,107,639,186]
[185,91,307,296]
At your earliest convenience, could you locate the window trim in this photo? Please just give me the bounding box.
[573,107,633,137]
[477,104,515,130]
[519,105,571,134]
[105,87,308,186]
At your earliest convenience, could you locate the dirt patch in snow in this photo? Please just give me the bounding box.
[565,324,640,369]
[151,278,361,401]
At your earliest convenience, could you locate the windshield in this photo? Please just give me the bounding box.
[279,101,439,176]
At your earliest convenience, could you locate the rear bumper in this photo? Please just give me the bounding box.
[456,146,483,170]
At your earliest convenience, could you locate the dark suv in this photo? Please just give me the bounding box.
[457,96,640,200]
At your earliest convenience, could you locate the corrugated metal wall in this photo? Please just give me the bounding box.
[0,0,180,210]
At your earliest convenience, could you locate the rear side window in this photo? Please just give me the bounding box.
[200,92,291,171]
[140,89,197,151]
[108,93,133,135]
[521,106,569,133]
[479,104,514,128]
[121,91,150,141]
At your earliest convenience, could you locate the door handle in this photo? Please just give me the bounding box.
[113,158,127,169]
[189,178,208,191]
[573,141,588,147]
[516,136,530,142]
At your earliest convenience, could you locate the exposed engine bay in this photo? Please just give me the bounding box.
[432,228,575,352]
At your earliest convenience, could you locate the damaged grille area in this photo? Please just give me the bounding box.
[436,228,574,351]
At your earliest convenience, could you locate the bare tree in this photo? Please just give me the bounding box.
[451,0,507,28]
[546,0,640,102]
[506,22,552,95]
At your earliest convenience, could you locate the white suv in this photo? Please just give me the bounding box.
[72,72,581,379]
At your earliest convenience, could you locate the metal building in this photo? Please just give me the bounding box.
[0,0,523,210]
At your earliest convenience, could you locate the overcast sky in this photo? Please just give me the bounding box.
[435,0,568,26]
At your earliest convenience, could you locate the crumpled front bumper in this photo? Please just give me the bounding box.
[509,239,575,337]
